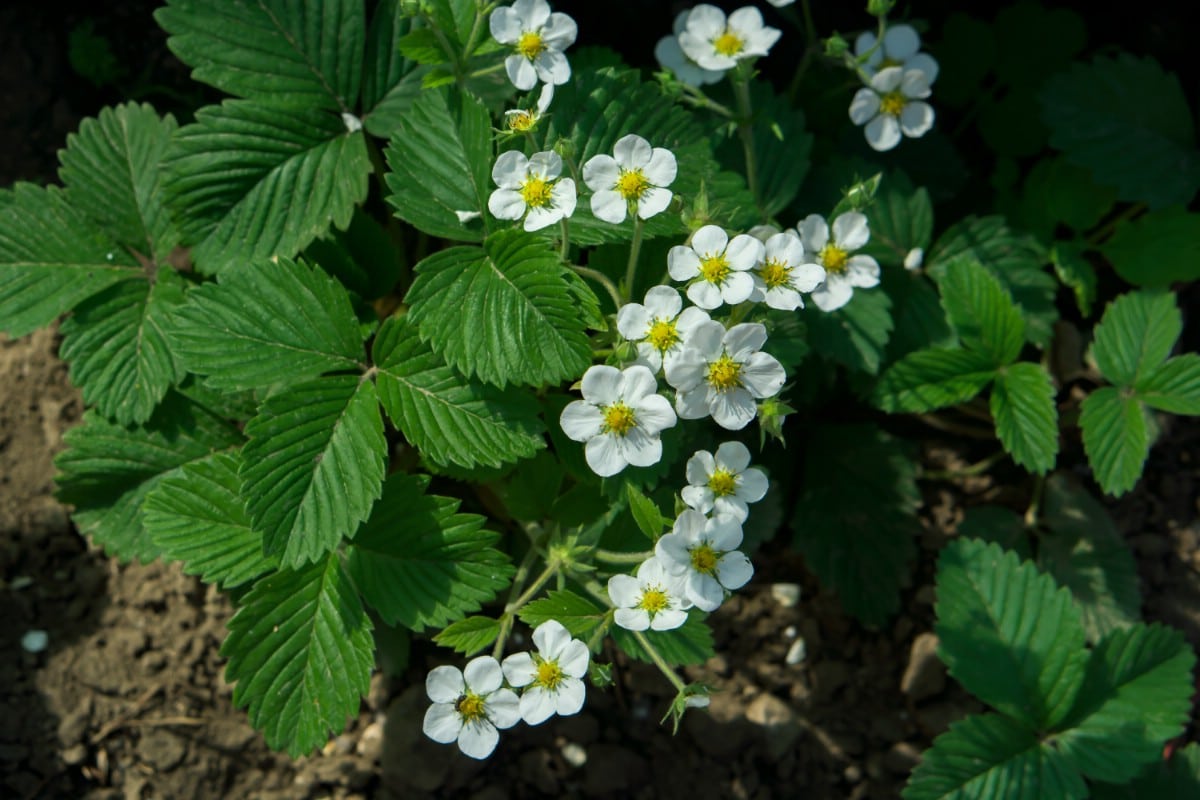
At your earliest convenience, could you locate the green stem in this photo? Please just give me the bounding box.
[594,548,655,565]
[680,85,735,118]
[624,217,645,302]
[1024,474,1046,529]
[632,629,688,693]
[726,301,753,326]
[508,561,559,614]
[731,77,761,216]
[559,217,571,261]
[1086,202,1147,248]
[571,264,623,311]
[784,0,819,102]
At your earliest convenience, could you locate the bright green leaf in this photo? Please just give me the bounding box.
[991,362,1059,474]
[1091,289,1181,387]
[1138,353,1200,415]
[1080,386,1150,497]
[874,348,995,413]
[241,375,386,568]
[434,616,501,656]
[612,610,714,667]
[936,256,1025,366]
[804,288,893,374]
[361,0,426,137]
[1090,742,1200,800]
[518,590,608,642]
[1051,242,1097,317]
[625,482,667,540]
[1101,208,1200,287]
[935,538,1088,729]
[222,555,373,757]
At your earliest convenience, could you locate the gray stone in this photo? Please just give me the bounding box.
[900,633,945,702]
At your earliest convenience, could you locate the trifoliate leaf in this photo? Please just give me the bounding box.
[519,590,608,642]
[1091,289,1180,387]
[346,473,513,631]
[382,87,490,242]
[222,555,374,757]
[372,315,545,469]
[55,393,242,562]
[171,257,365,391]
[927,216,1057,347]
[883,269,955,361]
[612,610,714,667]
[1101,208,1200,287]
[1037,474,1140,642]
[164,100,369,275]
[874,348,996,413]
[241,375,385,568]
[434,616,501,656]
[57,102,180,261]
[991,363,1059,475]
[1018,157,1117,242]
[361,0,426,137]
[1050,242,1097,318]
[1040,55,1200,209]
[792,424,919,626]
[143,451,276,589]
[958,505,1031,560]
[406,230,593,387]
[59,271,186,425]
[861,185,934,269]
[903,713,1087,800]
[1055,624,1196,783]
[936,256,1026,366]
[935,538,1088,729]
[1090,743,1200,800]
[804,288,893,374]
[156,0,363,111]
[1137,353,1200,415]
[0,183,141,337]
[1080,387,1150,497]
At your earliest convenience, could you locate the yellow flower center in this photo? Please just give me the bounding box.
[699,254,731,284]
[820,244,849,274]
[707,469,737,497]
[713,29,744,57]
[520,176,553,208]
[517,31,544,60]
[646,318,679,353]
[879,56,902,70]
[706,355,742,391]
[535,659,563,690]
[507,111,536,132]
[638,588,669,613]
[602,402,637,436]
[758,258,791,289]
[616,169,650,201]
[690,544,719,575]
[455,693,487,722]
[879,90,907,117]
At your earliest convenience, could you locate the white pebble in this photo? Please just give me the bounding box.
[770,583,802,608]
[785,638,807,665]
[21,630,49,653]
[560,742,587,768]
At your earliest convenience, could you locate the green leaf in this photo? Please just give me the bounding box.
[903,713,1087,800]
[874,348,995,413]
[1101,208,1200,287]
[346,473,513,631]
[1091,743,1200,800]
[171,257,364,391]
[222,555,373,757]
[1091,289,1181,387]
[60,272,186,425]
[612,610,714,666]
[1040,55,1200,209]
[434,616,501,656]
[958,505,1031,560]
[804,288,893,374]
[792,424,919,626]
[883,269,955,361]
[155,0,363,111]
[861,186,934,268]
[935,538,1088,729]
[748,83,813,217]
[55,393,242,562]
[240,375,385,568]
[936,256,1025,365]
[361,0,426,138]
[625,482,667,540]
[1080,387,1150,497]
[0,183,141,337]
[304,208,404,302]
[1018,158,1117,242]
[383,88,491,242]
[1055,624,1196,782]
[497,451,563,521]
[1050,242,1097,318]
[372,315,545,469]
[518,590,608,641]
[58,102,180,261]
[164,100,369,275]
[1138,354,1200,415]
[991,363,1059,475]
[406,230,593,387]
[1037,474,1140,642]
[143,451,277,589]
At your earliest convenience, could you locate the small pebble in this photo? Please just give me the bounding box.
[785,638,807,665]
[561,742,587,768]
[770,583,802,608]
[21,630,49,653]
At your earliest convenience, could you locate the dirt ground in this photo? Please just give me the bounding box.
[3,3,1199,799]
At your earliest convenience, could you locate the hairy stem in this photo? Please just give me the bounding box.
[632,629,688,693]
[570,264,623,311]
[624,217,645,302]
[731,77,761,216]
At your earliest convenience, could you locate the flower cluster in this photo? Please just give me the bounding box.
[656,5,782,83]
[847,23,939,151]
[424,621,589,758]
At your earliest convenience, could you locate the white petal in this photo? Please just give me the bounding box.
[633,393,677,435]
[675,306,712,338]
[866,114,902,152]
[792,262,827,292]
[591,190,626,224]
[616,302,651,340]
[581,364,622,404]
[686,450,717,484]
[426,665,465,703]
[883,24,920,60]
[664,348,706,391]
[642,285,682,318]
[643,148,677,186]
[687,281,724,310]
[487,689,521,729]
[551,177,576,218]
[619,364,658,402]
[608,573,641,607]
[656,533,692,573]
[506,55,538,91]
[854,31,878,59]
[534,49,571,85]
[740,352,786,398]
[535,82,555,113]
[633,343,663,372]
[845,255,882,288]
[690,224,728,257]
[489,8,521,43]
[906,53,940,85]
[743,25,782,56]
[636,187,672,219]
[585,434,626,476]
[582,154,619,191]
[901,68,932,99]
[900,101,935,138]
[501,651,537,687]
[709,388,756,430]
[464,655,503,694]
[681,484,714,513]
[620,427,663,468]
[720,271,755,305]
[725,234,765,271]
[871,65,904,93]
[723,323,768,359]
[492,150,529,187]
[689,319,726,357]
[558,640,590,678]
[526,150,561,179]
[615,607,650,631]
[810,277,853,311]
[524,204,561,231]
[423,703,462,744]
[763,286,800,311]
[613,134,652,168]
[532,619,570,660]
[559,400,602,442]
[714,441,751,472]
[728,6,765,34]
[649,607,688,631]
[765,231,804,265]
[716,551,754,591]
[706,513,744,551]
[687,572,725,612]
[798,214,829,251]
[457,720,499,759]
[685,4,727,38]
[520,687,557,725]
[667,246,701,281]
[832,212,870,251]
[713,495,750,522]
[554,678,587,716]
[738,467,769,503]
[488,189,526,221]
[541,12,578,49]
[514,0,550,29]
[849,88,881,125]
[675,387,710,421]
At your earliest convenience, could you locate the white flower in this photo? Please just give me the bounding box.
[750,231,827,311]
[501,620,590,725]
[665,321,786,430]
[668,225,764,310]
[746,223,781,243]
[678,5,782,72]
[423,656,521,759]
[583,135,677,224]
[854,24,939,83]
[681,441,768,523]
[904,247,925,271]
[559,364,677,476]
[488,150,577,232]
[608,556,692,631]
[489,0,577,91]
[616,286,712,373]
[656,510,753,611]
[768,0,795,5]
[797,213,881,312]
[849,66,935,152]
[505,83,555,133]
[655,11,724,87]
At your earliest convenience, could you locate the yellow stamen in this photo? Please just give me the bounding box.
[517,31,544,60]
[879,91,907,117]
[638,588,669,613]
[507,111,536,132]
[699,254,730,284]
[758,259,791,290]
[690,544,718,575]
[706,355,742,391]
[713,30,744,57]
[455,693,487,722]
[707,469,737,497]
[646,319,679,353]
[520,177,553,208]
[616,169,650,201]
[602,402,637,436]
[820,244,849,274]
[535,659,563,690]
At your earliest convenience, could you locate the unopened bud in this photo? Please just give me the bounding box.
[823,33,850,58]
